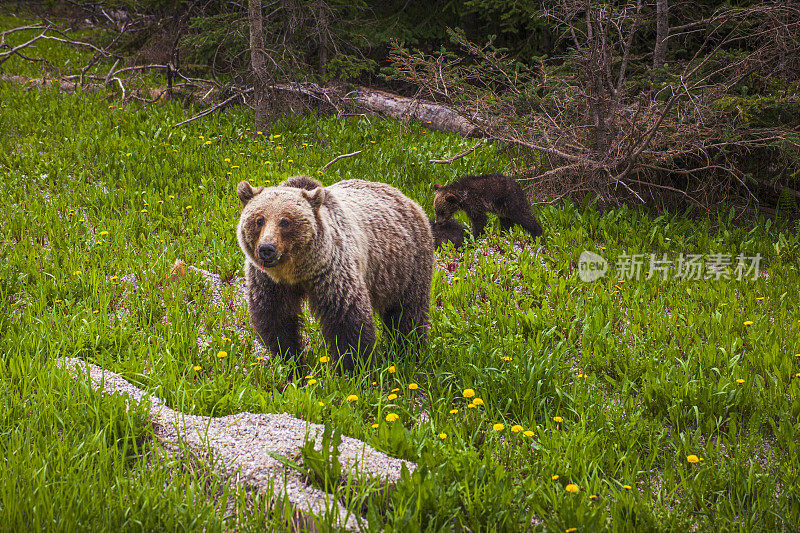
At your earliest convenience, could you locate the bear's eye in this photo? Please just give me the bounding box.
[255,217,265,228]
[278,218,290,229]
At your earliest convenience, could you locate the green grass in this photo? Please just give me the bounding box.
[2,19,800,532]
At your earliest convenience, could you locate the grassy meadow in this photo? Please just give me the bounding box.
[2,16,800,532]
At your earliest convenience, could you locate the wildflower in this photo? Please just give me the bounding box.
[250,362,257,367]
[370,140,376,143]
[449,409,459,414]
[388,394,398,401]
[462,389,475,399]
[110,276,119,282]
[385,413,399,422]
[472,398,483,406]
[169,195,175,199]
[158,200,163,204]
[566,529,577,533]
[756,296,765,300]
[388,365,396,373]
[623,485,632,490]
[231,165,239,169]
[126,153,131,157]
[199,136,204,139]
[288,159,294,163]
[224,158,231,162]
[736,378,745,384]
[318,401,325,407]
[372,423,379,429]
[185,205,192,210]
[553,416,563,423]
[193,365,201,371]
[409,383,418,390]
[308,379,318,385]
[73,270,82,275]
[141,209,148,213]
[687,455,701,464]
[589,494,598,500]
[744,320,754,326]
[265,161,271,164]
[217,351,227,359]
[467,403,477,409]
[523,430,535,437]
[346,394,358,402]
[93,310,99,314]
[372,381,377,386]
[493,423,505,432]
[796,373,800,378]
[100,231,109,236]
[319,356,330,363]
[305,375,313,379]
[502,356,512,361]
[257,131,263,135]
[511,425,523,433]
[552,475,559,481]
[205,141,212,145]
[256,356,264,361]
[565,484,579,494]
[452,277,460,281]
[391,388,399,393]
[55,299,62,303]
[439,433,447,439]
[274,134,281,138]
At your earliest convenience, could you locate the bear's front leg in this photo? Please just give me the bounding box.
[246,261,304,360]
[311,283,376,372]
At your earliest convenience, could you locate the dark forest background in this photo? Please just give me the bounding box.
[8,0,800,217]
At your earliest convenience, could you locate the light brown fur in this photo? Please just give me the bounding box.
[237,177,434,371]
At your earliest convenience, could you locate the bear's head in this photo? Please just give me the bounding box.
[432,183,461,223]
[237,180,325,284]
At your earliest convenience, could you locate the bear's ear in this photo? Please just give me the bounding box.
[432,183,442,191]
[302,186,326,211]
[237,181,263,207]
[444,193,459,203]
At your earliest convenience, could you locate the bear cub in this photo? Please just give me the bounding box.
[433,173,543,239]
[237,176,434,371]
[430,218,467,250]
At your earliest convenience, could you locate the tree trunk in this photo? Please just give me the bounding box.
[653,0,668,70]
[318,2,328,78]
[248,0,272,131]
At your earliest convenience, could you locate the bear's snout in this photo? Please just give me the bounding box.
[258,243,279,265]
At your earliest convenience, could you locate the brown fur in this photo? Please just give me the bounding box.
[237,176,434,371]
[433,173,543,238]
[430,218,467,249]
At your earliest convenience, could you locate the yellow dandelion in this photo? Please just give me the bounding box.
[346,394,358,402]
[100,231,109,236]
[185,205,192,210]
[318,401,325,407]
[288,159,294,163]
[553,416,563,423]
[319,356,330,363]
[467,403,477,409]
[391,388,400,393]
[266,161,271,164]
[744,320,754,326]
[502,356,512,361]
[552,475,559,481]
[566,529,577,533]
[511,425,523,433]
[141,209,148,213]
[388,365,396,373]
[388,394,398,401]
[231,165,239,169]
[217,351,227,359]
[205,140,212,145]
[93,310,99,314]
[273,134,281,138]
[257,131,263,135]
[439,432,447,439]
[305,375,313,379]
[623,485,632,490]
[73,270,82,275]
[193,365,201,371]
[795,373,800,378]
[756,296,765,300]
[687,455,701,463]
[472,398,483,406]
[385,413,399,422]
[462,389,475,399]
[565,484,579,494]
[199,135,204,139]
[126,153,131,157]
[409,383,419,390]
[250,362,257,367]
[736,378,745,384]
[370,140,376,143]
[308,379,318,385]
[523,430,535,437]
[55,299,62,303]
[169,195,174,199]
[449,408,459,414]
[492,423,505,432]
[589,494,598,500]
[110,275,119,282]
[256,356,264,361]
[372,423,379,429]
[224,158,231,162]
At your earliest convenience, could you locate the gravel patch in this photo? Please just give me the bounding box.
[58,358,416,531]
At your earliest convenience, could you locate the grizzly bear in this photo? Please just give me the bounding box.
[433,173,543,239]
[237,176,434,371]
[430,218,467,249]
